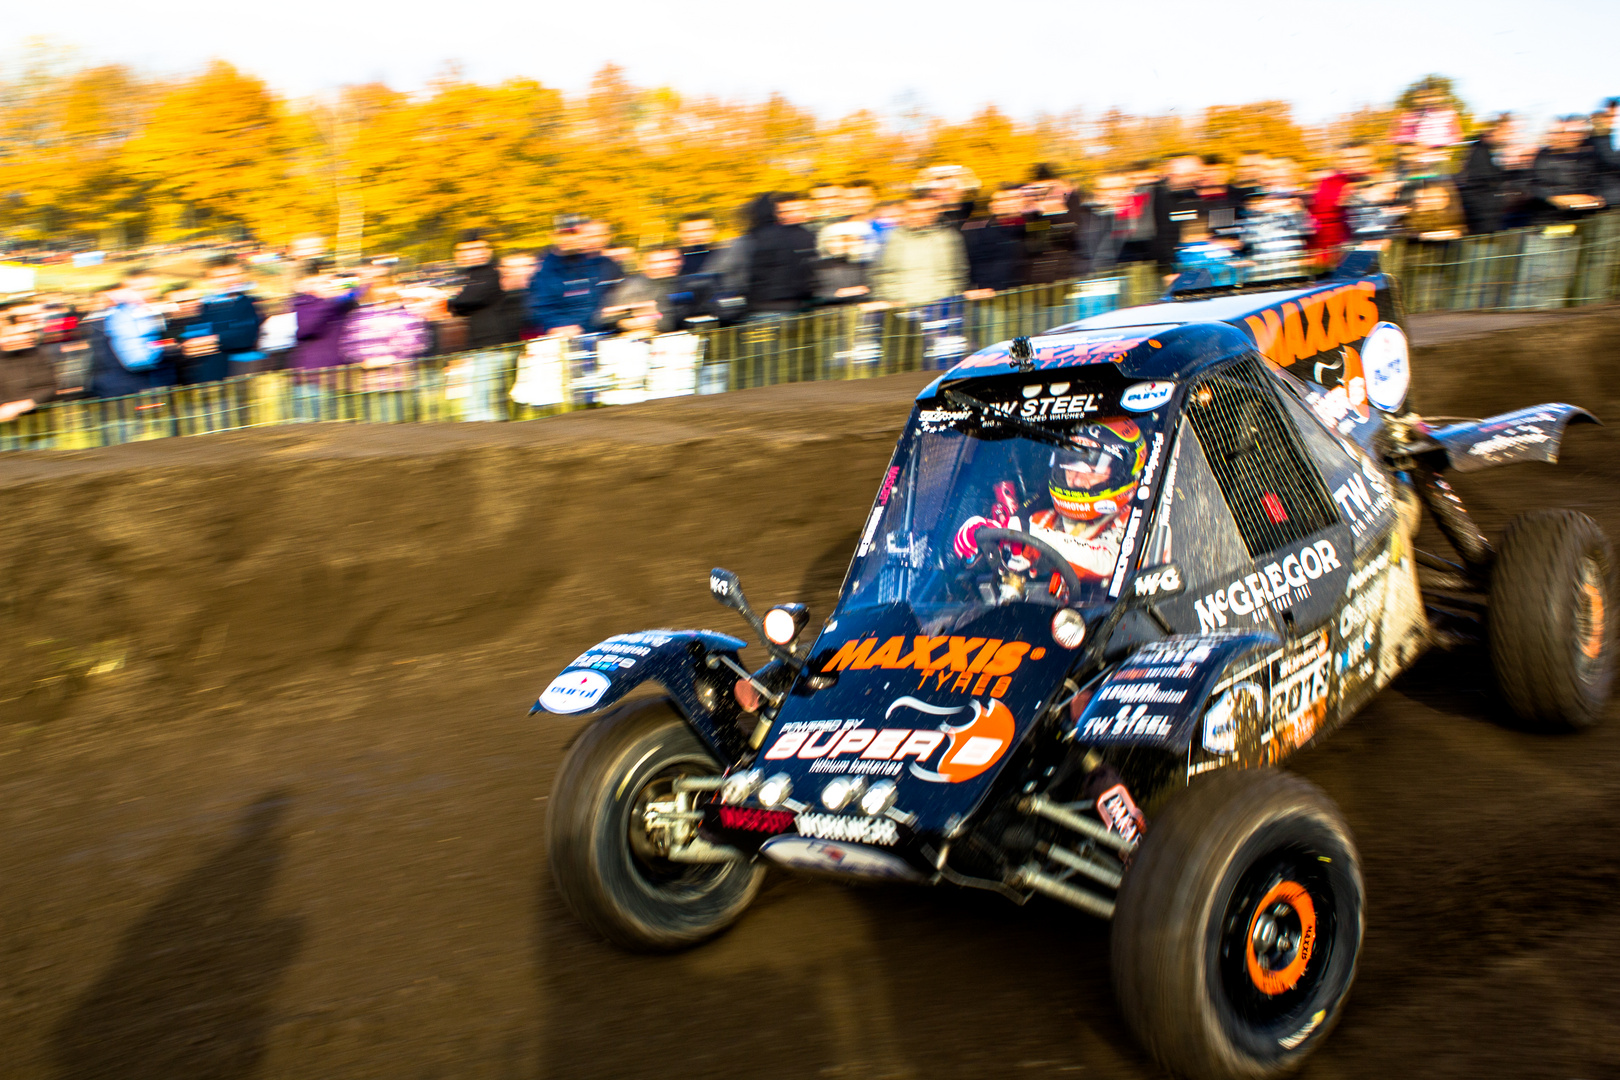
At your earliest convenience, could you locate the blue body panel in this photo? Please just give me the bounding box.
[533,629,750,758]
[762,602,1082,836]
[1428,404,1599,472]
[1073,632,1280,752]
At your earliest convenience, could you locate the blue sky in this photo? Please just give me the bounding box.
[13,0,1617,127]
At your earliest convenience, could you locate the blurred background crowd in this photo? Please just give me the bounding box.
[1,58,1617,421]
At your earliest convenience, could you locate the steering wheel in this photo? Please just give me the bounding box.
[972,527,1085,605]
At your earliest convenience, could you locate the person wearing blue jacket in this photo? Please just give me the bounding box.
[527,217,622,336]
[88,268,175,398]
[190,254,267,380]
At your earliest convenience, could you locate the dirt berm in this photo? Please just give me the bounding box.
[3,307,1619,1080]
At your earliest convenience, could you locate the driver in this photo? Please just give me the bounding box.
[954,418,1146,590]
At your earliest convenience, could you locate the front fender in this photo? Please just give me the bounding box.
[1072,632,1280,751]
[1426,403,1599,473]
[532,629,752,759]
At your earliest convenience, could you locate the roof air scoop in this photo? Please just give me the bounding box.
[1009,336,1035,372]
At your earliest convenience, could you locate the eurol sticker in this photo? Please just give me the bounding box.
[539,669,612,713]
[1120,381,1176,412]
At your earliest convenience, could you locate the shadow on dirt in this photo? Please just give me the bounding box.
[532,867,1144,1080]
[52,791,304,1080]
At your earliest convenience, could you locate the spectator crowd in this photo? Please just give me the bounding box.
[3,95,1617,425]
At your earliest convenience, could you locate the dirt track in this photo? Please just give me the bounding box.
[3,307,1620,1080]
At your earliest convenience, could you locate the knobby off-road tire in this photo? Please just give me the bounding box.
[1111,769,1364,1080]
[547,698,763,951]
[1489,509,1615,731]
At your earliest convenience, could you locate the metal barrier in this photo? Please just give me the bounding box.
[5,219,1618,453]
[1387,210,1620,313]
[1,272,1158,451]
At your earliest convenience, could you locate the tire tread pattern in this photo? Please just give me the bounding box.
[1488,509,1615,730]
[1111,769,1362,1080]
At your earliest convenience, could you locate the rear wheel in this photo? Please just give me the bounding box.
[1111,769,1363,1080]
[547,698,763,951]
[1489,509,1615,730]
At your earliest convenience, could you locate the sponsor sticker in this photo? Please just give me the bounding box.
[1193,539,1343,632]
[1120,380,1176,412]
[797,812,900,846]
[1107,507,1145,598]
[539,669,611,714]
[1201,681,1262,754]
[1132,563,1184,598]
[1360,322,1409,413]
[1018,392,1102,421]
[1330,460,1394,538]
[757,835,921,880]
[819,634,1046,699]
[1269,631,1330,751]
[761,697,1016,785]
[1077,704,1173,740]
[1096,783,1145,844]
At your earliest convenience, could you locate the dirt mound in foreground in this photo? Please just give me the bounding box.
[3,308,1620,1080]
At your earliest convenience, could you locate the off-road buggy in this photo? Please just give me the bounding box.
[534,258,1613,1079]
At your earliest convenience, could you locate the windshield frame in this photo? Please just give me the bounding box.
[831,369,1182,630]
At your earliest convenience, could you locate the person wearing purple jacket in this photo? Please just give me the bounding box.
[288,264,363,420]
[290,264,362,371]
[337,268,431,419]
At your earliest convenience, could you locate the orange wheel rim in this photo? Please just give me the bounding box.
[1580,580,1605,661]
[1245,880,1317,996]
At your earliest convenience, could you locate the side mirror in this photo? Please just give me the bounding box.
[709,568,748,614]
[708,568,803,668]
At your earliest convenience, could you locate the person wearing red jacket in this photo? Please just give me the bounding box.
[1309,144,1375,258]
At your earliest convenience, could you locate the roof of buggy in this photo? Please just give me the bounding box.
[922,275,1376,398]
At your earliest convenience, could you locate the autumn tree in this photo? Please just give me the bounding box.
[123,60,312,243]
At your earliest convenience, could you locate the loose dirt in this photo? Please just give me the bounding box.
[3,307,1619,1080]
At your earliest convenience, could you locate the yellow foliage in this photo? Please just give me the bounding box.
[0,54,1454,261]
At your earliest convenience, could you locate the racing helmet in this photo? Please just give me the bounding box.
[1048,419,1145,521]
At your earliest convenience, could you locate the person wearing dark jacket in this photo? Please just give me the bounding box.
[1588,108,1620,210]
[1023,181,1083,285]
[744,193,817,317]
[0,303,57,423]
[961,185,1028,292]
[1529,118,1608,224]
[676,215,717,275]
[173,255,267,381]
[493,252,538,344]
[1457,117,1511,235]
[1148,157,1205,275]
[812,223,872,306]
[528,218,622,336]
[446,230,510,349]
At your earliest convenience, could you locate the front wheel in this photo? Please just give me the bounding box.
[1111,769,1364,1080]
[1488,509,1615,731]
[547,698,763,951]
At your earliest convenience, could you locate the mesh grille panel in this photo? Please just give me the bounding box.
[1185,355,1339,558]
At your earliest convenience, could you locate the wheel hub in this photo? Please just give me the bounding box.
[1245,880,1317,996]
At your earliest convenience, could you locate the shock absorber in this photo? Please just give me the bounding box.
[1415,469,1493,575]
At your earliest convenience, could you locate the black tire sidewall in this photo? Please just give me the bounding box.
[1112,770,1364,1080]
[1199,808,1363,1068]
[1489,510,1616,730]
[548,700,762,950]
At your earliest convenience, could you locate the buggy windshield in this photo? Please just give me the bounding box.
[838,373,1173,633]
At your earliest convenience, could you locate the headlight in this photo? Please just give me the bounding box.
[821,775,865,811]
[857,779,898,817]
[757,773,793,808]
[721,768,763,805]
[1052,607,1087,649]
[763,603,810,646]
